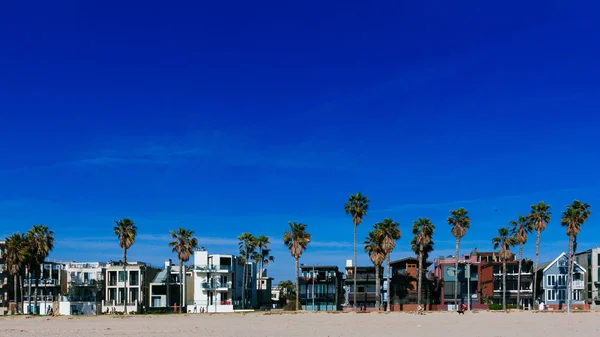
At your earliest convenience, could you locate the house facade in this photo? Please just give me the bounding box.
[149,259,191,308]
[59,262,105,315]
[23,261,63,314]
[390,257,434,308]
[101,261,157,314]
[434,253,481,309]
[256,269,273,308]
[188,249,253,313]
[299,265,343,311]
[539,252,586,310]
[575,247,600,309]
[344,260,383,310]
[0,241,9,315]
[478,252,534,310]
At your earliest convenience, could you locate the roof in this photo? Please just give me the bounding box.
[390,257,432,267]
[299,265,339,271]
[541,252,586,273]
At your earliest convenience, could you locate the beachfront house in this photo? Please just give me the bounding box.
[188,248,255,313]
[434,253,481,310]
[390,257,436,310]
[299,265,343,311]
[22,261,62,314]
[0,241,9,315]
[344,260,383,310]
[575,247,600,309]
[101,261,158,314]
[149,259,192,309]
[59,262,105,315]
[538,252,586,310]
[479,251,534,310]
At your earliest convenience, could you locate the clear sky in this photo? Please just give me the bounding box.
[1,1,599,282]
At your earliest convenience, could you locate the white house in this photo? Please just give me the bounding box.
[22,261,62,315]
[188,248,256,313]
[101,261,157,314]
[149,259,191,308]
[59,262,105,315]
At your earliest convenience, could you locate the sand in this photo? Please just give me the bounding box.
[1,311,599,337]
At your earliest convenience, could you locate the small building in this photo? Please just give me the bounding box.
[390,257,434,308]
[434,253,481,309]
[101,261,158,314]
[299,265,343,311]
[537,252,586,310]
[188,249,254,313]
[479,251,534,310]
[344,260,383,310]
[574,247,600,309]
[59,261,105,315]
[23,261,63,314]
[256,269,273,308]
[149,259,191,308]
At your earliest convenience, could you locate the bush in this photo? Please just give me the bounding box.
[283,302,297,311]
[488,304,516,311]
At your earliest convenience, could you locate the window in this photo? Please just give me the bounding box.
[558,289,566,301]
[129,271,139,286]
[130,288,139,302]
[546,289,556,301]
[547,275,556,286]
[118,271,125,282]
[573,290,581,301]
[557,275,566,286]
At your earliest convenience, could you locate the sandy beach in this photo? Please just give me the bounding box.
[1,311,598,337]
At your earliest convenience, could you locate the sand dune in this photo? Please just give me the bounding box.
[1,311,598,337]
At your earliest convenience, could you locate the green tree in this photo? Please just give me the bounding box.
[26,225,54,314]
[528,201,551,304]
[344,192,369,309]
[510,215,533,310]
[114,218,137,315]
[238,232,256,309]
[168,227,198,313]
[560,200,591,314]
[277,280,295,306]
[364,227,385,310]
[492,227,517,311]
[448,208,470,308]
[375,218,400,311]
[283,222,311,310]
[4,233,27,314]
[412,218,435,308]
[255,235,274,307]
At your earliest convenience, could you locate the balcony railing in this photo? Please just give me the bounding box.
[23,295,55,302]
[23,279,58,286]
[201,281,232,289]
[70,279,100,286]
[194,265,230,272]
[345,274,378,281]
[573,280,585,289]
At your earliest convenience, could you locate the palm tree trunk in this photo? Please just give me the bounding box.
[502,261,506,311]
[294,258,299,311]
[517,243,523,310]
[27,269,32,314]
[242,254,247,309]
[567,235,573,314]
[386,254,391,312]
[533,230,540,306]
[417,247,423,308]
[454,237,460,308]
[353,222,357,310]
[179,259,184,313]
[123,247,128,315]
[13,274,18,314]
[34,268,38,314]
[375,264,380,310]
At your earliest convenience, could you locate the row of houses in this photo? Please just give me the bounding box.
[295,248,600,311]
[0,244,273,315]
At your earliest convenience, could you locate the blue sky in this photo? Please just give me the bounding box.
[1,1,599,282]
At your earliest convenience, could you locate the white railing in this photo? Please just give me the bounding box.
[573,280,584,289]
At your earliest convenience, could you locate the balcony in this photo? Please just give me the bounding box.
[345,274,378,281]
[348,292,378,302]
[23,279,58,287]
[70,279,100,286]
[573,280,585,289]
[201,281,232,290]
[194,265,230,272]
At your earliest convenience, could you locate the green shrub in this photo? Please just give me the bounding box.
[488,304,516,310]
[283,302,297,311]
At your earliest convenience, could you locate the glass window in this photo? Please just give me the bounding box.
[546,289,556,301]
[557,275,566,286]
[118,271,125,282]
[129,271,139,286]
[547,275,556,286]
[558,289,566,300]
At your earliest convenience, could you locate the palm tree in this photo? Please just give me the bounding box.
[114,218,137,315]
[375,218,400,311]
[510,214,533,310]
[277,280,295,305]
[492,227,517,311]
[561,200,591,314]
[528,201,551,305]
[168,227,198,313]
[412,218,435,309]
[283,222,311,310]
[26,225,55,314]
[238,232,256,309]
[447,208,470,308]
[4,233,27,314]
[364,227,385,310]
[255,235,274,307]
[344,192,369,309]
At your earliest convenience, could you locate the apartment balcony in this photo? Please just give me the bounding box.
[348,292,378,302]
[201,281,232,290]
[345,274,378,281]
[493,289,533,293]
[194,265,231,272]
[70,279,101,287]
[23,279,58,287]
[573,280,585,289]
[23,295,56,302]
